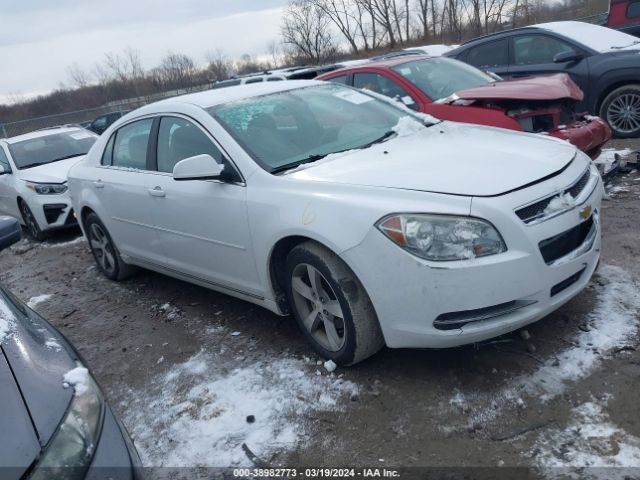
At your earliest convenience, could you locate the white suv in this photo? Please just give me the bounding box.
[67,81,603,365]
[0,127,98,240]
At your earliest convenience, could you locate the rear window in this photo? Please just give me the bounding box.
[465,39,508,68]
[8,130,97,170]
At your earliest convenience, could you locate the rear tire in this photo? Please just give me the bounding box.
[84,213,136,281]
[599,84,640,138]
[19,200,47,242]
[285,241,384,366]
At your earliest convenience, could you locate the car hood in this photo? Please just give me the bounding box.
[19,156,85,184]
[287,121,577,196]
[0,286,75,474]
[444,73,584,102]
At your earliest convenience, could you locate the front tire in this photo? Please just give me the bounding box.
[19,200,47,242]
[600,84,640,138]
[84,213,135,281]
[285,241,384,366]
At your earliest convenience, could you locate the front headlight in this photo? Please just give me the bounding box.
[25,182,68,195]
[377,214,507,261]
[30,365,103,480]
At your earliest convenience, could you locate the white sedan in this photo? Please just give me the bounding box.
[0,127,98,240]
[67,81,603,365]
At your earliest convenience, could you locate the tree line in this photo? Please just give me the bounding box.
[1,0,606,125]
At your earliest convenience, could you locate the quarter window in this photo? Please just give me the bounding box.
[466,39,508,68]
[327,75,348,85]
[101,134,115,165]
[111,119,153,170]
[156,117,224,174]
[512,35,574,65]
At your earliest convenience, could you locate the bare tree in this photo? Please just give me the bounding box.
[313,0,362,54]
[205,49,232,81]
[281,0,336,63]
[66,63,91,88]
[155,52,197,89]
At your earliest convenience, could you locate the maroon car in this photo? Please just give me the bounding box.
[318,55,611,159]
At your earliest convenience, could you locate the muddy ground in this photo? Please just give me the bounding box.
[1,141,639,480]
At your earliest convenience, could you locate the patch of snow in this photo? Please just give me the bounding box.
[63,367,90,395]
[27,294,53,309]
[45,339,62,351]
[594,148,632,175]
[123,352,359,467]
[392,116,425,137]
[0,298,16,344]
[158,303,181,321]
[532,398,640,477]
[323,360,337,373]
[231,331,241,336]
[42,236,86,248]
[543,192,574,216]
[440,265,640,426]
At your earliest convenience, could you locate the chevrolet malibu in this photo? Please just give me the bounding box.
[68,81,603,365]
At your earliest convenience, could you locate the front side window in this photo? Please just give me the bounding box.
[210,84,436,172]
[392,58,494,101]
[111,119,153,170]
[7,130,97,170]
[353,73,412,102]
[327,75,348,85]
[512,35,574,65]
[466,39,508,68]
[156,117,224,174]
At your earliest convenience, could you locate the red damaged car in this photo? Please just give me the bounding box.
[318,55,611,159]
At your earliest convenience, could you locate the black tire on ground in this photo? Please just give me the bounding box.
[84,212,136,281]
[285,241,385,366]
[19,200,47,242]
[599,84,640,138]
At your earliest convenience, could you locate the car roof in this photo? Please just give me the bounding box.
[137,80,326,111]
[3,126,89,145]
[322,54,433,76]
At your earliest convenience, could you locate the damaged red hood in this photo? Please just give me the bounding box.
[446,73,584,102]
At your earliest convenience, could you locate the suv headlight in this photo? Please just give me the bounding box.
[25,182,68,195]
[29,365,103,480]
[377,214,507,261]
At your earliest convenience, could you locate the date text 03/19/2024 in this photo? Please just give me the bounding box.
[232,468,401,478]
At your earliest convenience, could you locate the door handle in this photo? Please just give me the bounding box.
[93,180,104,189]
[147,187,166,198]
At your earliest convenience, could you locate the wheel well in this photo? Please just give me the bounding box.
[79,207,96,229]
[597,81,640,114]
[269,235,319,314]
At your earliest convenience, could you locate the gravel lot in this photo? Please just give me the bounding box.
[1,140,639,479]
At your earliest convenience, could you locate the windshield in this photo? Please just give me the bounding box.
[209,84,433,172]
[392,57,494,101]
[9,130,97,169]
[537,21,640,52]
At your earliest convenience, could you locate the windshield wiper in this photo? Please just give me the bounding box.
[359,130,396,149]
[50,153,85,162]
[18,162,48,169]
[612,40,640,49]
[272,154,329,174]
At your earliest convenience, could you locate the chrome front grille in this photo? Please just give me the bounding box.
[515,168,592,224]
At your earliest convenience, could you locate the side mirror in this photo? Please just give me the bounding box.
[0,216,22,252]
[553,51,583,63]
[173,154,225,181]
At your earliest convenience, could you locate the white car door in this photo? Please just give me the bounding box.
[95,118,165,265]
[144,116,262,297]
[0,146,19,219]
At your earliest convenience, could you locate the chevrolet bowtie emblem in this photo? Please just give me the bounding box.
[579,205,592,220]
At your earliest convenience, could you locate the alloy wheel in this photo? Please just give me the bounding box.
[607,93,640,134]
[88,223,116,275]
[20,203,40,238]
[291,263,346,352]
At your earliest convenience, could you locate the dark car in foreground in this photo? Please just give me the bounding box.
[445,21,640,138]
[0,216,141,479]
[318,55,611,158]
[87,111,129,135]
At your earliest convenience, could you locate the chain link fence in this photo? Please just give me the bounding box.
[0,83,212,138]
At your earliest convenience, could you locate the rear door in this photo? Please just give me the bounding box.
[143,115,262,297]
[93,117,165,265]
[459,38,510,77]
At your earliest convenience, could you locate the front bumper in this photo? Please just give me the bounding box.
[24,192,77,232]
[549,116,612,159]
[341,162,603,349]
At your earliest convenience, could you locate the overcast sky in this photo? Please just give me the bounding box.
[0,0,289,104]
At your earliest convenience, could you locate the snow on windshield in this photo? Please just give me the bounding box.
[536,21,640,52]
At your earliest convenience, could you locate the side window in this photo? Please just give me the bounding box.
[466,39,508,68]
[353,73,417,110]
[327,75,348,85]
[267,77,284,82]
[111,119,153,170]
[512,35,574,65]
[92,116,108,130]
[0,147,10,172]
[628,0,640,18]
[245,77,264,84]
[101,134,115,165]
[156,117,224,174]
